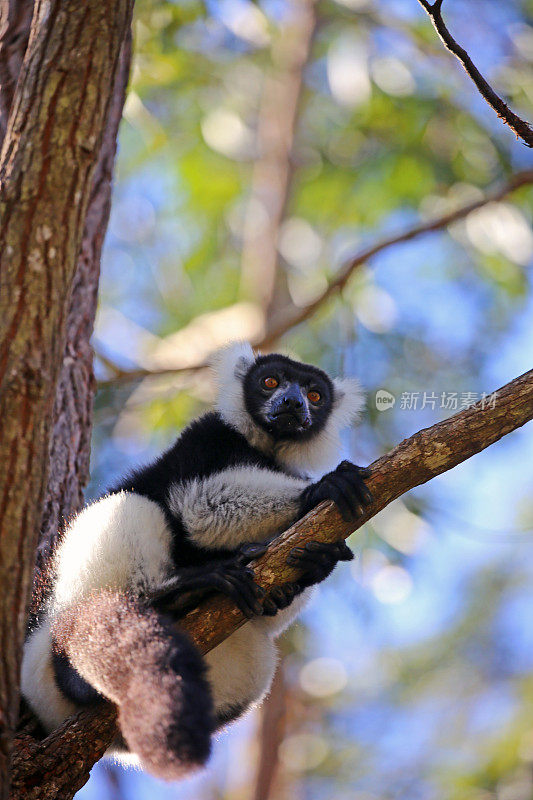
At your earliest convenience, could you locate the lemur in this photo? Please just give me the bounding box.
[21,342,372,781]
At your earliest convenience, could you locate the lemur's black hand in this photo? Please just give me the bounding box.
[286,540,354,588]
[149,553,266,619]
[299,461,373,523]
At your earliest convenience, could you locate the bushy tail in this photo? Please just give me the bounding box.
[52,590,214,780]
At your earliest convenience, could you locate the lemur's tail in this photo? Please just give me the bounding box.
[52,590,214,780]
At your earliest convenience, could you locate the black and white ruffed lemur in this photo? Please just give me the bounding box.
[22,342,372,780]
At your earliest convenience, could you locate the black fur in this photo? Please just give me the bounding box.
[110,411,286,567]
[52,649,103,706]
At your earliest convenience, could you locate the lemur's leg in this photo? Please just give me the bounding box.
[52,590,214,781]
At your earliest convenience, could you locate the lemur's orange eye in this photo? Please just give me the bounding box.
[263,377,278,389]
[307,390,321,403]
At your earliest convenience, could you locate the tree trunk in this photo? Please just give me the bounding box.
[0,0,133,796]
[30,27,132,628]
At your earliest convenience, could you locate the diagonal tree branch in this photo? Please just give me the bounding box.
[96,168,533,387]
[417,0,533,147]
[11,367,533,799]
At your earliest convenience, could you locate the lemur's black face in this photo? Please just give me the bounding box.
[243,354,334,441]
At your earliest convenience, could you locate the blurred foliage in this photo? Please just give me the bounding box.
[85,1,533,799]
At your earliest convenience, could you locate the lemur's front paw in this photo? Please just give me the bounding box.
[286,540,353,588]
[299,461,373,523]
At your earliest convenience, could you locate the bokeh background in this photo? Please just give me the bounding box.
[77,0,533,797]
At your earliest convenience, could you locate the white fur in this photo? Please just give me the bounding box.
[212,343,365,475]
[52,492,174,613]
[21,619,79,731]
[205,624,277,717]
[168,467,307,550]
[21,493,174,734]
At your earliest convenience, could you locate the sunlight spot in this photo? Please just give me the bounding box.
[219,0,270,48]
[372,565,413,604]
[279,733,329,771]
[374,503,431,555]
[371,57,415,96]
[279,218,324,268]
[201,108,254,160]
[327,32,371,107]
[509,23,533,60]
[351,547,389,585]
[333,0,371,9]
[355,285,397,333]
[465,202,533,265]
[287,271,328,307]
[300,657,348,697]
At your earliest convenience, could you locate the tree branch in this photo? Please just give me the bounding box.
[96,168,533,387]
[416,0,533,147]
[11,367,533,798]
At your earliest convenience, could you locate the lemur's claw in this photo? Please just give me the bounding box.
[286,540,353,588]
[236,542,269,564]
[261,582,300,616]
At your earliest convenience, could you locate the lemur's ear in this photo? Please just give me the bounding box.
[332,377,365,427]
[210,341,256,386]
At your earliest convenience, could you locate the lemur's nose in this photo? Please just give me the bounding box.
[281,384,305,410]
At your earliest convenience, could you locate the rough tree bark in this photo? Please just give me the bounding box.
[0,0,133,796]
[30,27,133,628]
[9,368,533,800]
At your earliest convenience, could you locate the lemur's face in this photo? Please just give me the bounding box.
[243,354,334,441]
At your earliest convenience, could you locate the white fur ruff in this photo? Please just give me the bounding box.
[212,342,365,476]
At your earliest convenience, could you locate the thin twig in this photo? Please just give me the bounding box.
[97,168,533,387]
[260,169,533,346]
[416,0,533,147]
